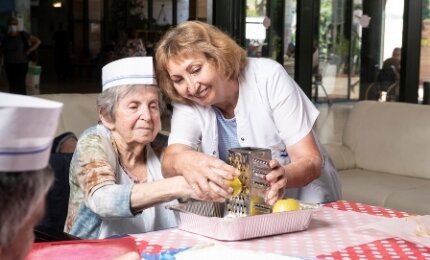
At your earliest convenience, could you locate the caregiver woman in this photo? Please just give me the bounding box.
[154,21,341,205]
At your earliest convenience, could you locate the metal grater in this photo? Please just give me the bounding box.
[183,201,225,217]
[225,147,272,217]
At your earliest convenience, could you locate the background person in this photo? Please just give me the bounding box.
[382,47,401,73]
[155,21,341,205]
[52,22,71,80]
[0,93,62,260]
[64,57,204,239]
[0,17,41,94]
[116,27,147,59]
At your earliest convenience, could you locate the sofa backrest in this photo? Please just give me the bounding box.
[35,93,99,137]
[343,101,430,180]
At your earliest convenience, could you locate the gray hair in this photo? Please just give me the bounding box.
[97,85,165,123]
[0,167,54,246]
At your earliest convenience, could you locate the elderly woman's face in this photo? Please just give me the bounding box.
[113,87,161,145]
[166,53,228,107]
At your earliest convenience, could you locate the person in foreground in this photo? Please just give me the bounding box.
[155,21,341,205]
[0,93,62,260]
[65,57,201,239]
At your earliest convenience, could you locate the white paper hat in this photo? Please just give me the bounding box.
[0,93,63,172]
[102,56,157,91]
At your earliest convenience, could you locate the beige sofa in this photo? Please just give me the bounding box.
[36,93,99,137]
[35,94,430,215]
[322,101,430,215]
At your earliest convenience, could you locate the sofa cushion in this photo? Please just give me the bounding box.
[338,169,430,214]
[323,144,355,170]
[385,188,430,215]
[35,93,99,137]
[343,101,430,180]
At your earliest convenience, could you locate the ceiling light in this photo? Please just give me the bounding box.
[52,1,62,8]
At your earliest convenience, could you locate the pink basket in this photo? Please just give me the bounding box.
[168,201,320,241]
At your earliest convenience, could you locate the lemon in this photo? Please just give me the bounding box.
[225,177,242,197]
[272,198,300,213]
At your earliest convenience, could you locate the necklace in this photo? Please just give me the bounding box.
[120,163,147,184]
[112,135,147,183]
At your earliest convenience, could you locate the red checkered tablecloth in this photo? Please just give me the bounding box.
[323,200,411,218]
[319,200,430,259]
[133,200,430,259]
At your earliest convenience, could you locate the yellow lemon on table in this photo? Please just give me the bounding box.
[272,198,300,213]
[225,177,242,197]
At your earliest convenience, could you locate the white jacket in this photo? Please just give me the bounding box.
[169,58,341,203]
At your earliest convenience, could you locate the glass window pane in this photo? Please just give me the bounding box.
[89,0,102,21]
[89,22,101,59]
[153,1,172,25]
[196,0,207,21]
[317,0,363,102]
[73,22,83,57]
[318,0,348,100]
[283,0,296,78]
[420,1,430,103]
[177,0,189,23]
[245,0,267,57]
[73,0,83,20]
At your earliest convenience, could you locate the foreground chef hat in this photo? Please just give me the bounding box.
[102,56,157,91]
[0,93,63,172]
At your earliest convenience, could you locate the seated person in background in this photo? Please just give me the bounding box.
[155,21,340,204]
[116,27,147,58]
[0,93,62,260]
[51,132,78,154]
[382,47,401,73]
[64,57,208,239]
[286,42,295,58]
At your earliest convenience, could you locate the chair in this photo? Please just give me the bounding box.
[35,153,76,241]
[312,73,332,105]
[364,65,399,101]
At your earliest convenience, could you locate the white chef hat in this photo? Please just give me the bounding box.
[0,93,63,172]
[102,56,157,91]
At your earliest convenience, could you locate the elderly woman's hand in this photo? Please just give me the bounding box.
[162,145,240,201]
[264,159,287,205]
[175,168,233,202]
[185,151,240,201]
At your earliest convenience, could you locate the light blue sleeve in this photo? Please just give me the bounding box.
[87,184,135,218]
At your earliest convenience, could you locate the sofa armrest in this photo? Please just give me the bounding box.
[323,143,355,170]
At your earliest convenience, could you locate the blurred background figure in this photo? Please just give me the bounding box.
[286,42,295,58]
[0,17,41,94]
[116,27,146,59]
[382,47,401,73]
[0,93,63,260]
[52,23,71,80]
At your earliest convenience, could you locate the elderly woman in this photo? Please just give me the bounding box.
[65,57,201,239]
[155,21,341,205]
